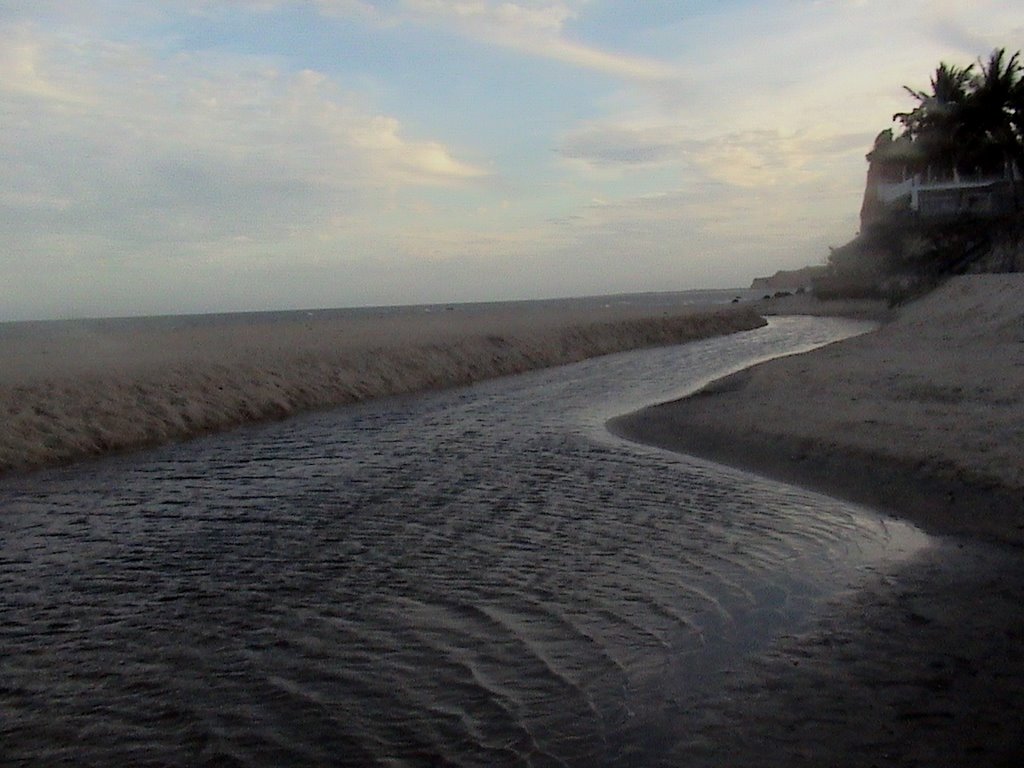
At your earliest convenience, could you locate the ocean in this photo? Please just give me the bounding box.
[0,313,929,767]
[0,289,760,336]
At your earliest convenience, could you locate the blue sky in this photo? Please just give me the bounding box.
[2,1,1021,319]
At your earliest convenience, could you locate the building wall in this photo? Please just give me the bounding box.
[917,181,1016,218]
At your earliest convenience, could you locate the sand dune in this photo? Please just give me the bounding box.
[0,302,764,474]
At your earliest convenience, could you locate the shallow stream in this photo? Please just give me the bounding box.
[0,317,930,767]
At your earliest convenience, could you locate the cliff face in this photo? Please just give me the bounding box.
[859,134,888,230]
[817,213,1024,302]
[820,127,1024,300]
[859,130,923,230]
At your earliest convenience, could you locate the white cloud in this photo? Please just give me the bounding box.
[560,120,873,193]
[5,0,1022,319]
[0,25,92,103]
[554,0,1024,263]
[348,114,485,182]
[691,131,831,189]
[0,24,485,262]
[561,124,696,169]
[403,0,575,31]
[314,0,681,81]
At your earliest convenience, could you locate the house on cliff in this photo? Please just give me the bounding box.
[860,130,1019,229]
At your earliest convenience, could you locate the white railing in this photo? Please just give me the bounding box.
[876,172,1012,210]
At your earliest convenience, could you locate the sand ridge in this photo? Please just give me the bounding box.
[0,301,765,475]
[611,274,1024,546]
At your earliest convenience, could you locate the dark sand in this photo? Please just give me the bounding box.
[610,274,1024,765]
[677,539,1024,767]
[612,275,1024,547]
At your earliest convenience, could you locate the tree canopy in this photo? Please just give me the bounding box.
[888,48,1024,180]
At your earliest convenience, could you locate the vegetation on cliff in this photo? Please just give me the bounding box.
[819,49,1024,301]
[892,49,1023,185]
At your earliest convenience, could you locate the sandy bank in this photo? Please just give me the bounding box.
[610,275,1024,764]
[0,301,764,475]
[610,274,1024,546]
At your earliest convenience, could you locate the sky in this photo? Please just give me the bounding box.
[1,1,1021,320]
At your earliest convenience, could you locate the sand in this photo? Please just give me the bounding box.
[6,279,1023,764]
[674,537,1024,767]
[0,299,765,475]
[612,274,1024,546]
[610,273,1024,766]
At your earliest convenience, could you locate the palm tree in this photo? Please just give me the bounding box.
[893,49,1024,208]
[894,61,975,179]
[969,49,1022,176]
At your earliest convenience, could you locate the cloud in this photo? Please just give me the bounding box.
[314,0,681,81]
[0,25,92,103]
[176,1,681,80]
[348,114,485,182]
[403,0,575,31]
[556,1,1024,199]
[561,124,696,168]
[690,131,820,189]
[5,0,1022,320]
[0,24,485,262]
[560,120,874,193]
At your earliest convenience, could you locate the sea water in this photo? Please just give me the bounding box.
[0,315,929,767]
[0,288,759,335]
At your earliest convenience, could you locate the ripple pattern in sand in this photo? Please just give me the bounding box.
[0,317,929,767]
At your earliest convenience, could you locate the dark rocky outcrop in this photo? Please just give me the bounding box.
[750,265,827,292]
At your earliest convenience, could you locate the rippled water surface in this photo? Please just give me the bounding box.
[1,317,929,767]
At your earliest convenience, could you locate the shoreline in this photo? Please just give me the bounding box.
[608,375,1024,546]
[0,302,765,477]
[609,274,1024,764]
[610,274,1024,547]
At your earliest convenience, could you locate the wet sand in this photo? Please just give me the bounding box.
[611,274,1024,765]
[0,299,764,475]
[678,538,1024,767]
[612,275,1024,546]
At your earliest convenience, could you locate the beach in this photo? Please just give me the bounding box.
[612,274,1024,546]
[4,278,1023,765]
[610,273,1024,765]
[0,296,764,475]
